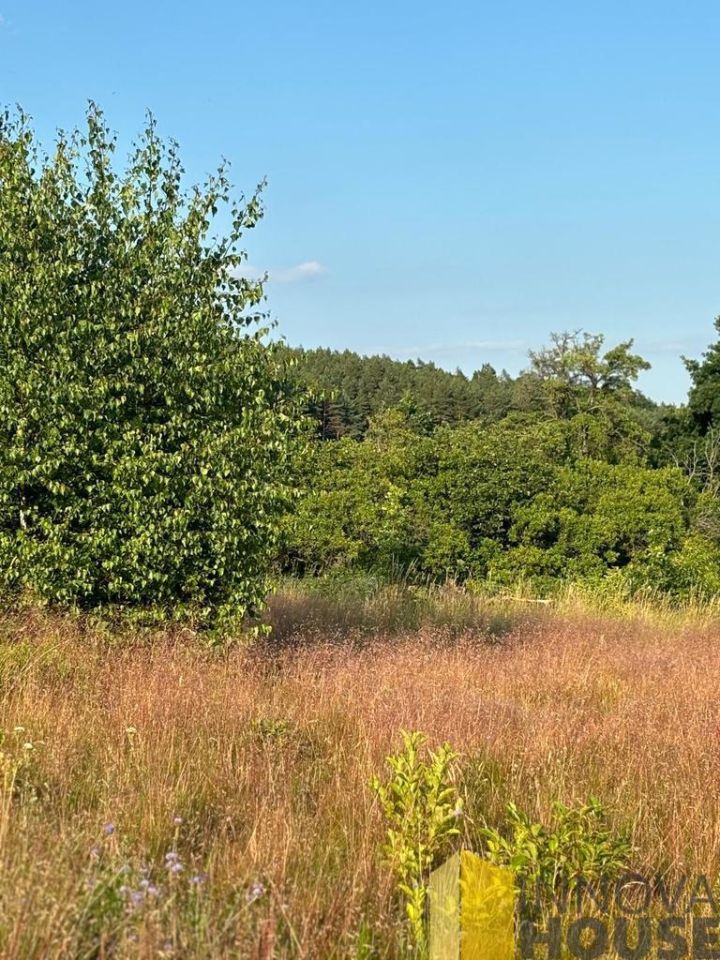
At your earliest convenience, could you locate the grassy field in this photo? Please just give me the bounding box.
[1,581,720,958]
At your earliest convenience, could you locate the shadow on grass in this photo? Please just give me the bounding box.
[264,575,547,648]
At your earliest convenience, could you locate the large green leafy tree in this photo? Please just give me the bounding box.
[527,330,650,413]
[281,408,432,574]
[521,330,654,462]
[0,105,298,628]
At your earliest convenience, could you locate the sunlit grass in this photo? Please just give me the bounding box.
[1,582,720,956]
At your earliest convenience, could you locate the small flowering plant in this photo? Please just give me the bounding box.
[82,817,213,940]
[246,880,265,905]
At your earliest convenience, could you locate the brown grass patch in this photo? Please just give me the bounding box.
[0,593,718,957]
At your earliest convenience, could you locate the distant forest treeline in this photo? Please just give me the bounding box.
[281,339,669,443]
[282,345,515,437]
[278,328,720,596]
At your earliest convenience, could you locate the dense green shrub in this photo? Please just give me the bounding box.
[417,421,558,579]
[281,406,718,596]
[480,798,632,908]
[281,414,432,574]
[496,461,693,588]
[0,106,298,628]
[665,534,720,597]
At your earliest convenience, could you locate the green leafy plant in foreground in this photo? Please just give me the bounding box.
[480,797,632,914]
[371,730,462,957]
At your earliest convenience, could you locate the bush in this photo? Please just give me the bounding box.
[667,534,720,597]
[371,731,462,955]
[500,461,693,589]
[480,798,632,912]
[282,412,706,593]
[0,106,298,629]
[281,422,431,575]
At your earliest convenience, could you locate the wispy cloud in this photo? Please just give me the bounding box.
[394,339,529,360]
[272,261,326,283]
[637,335,708,357]
[233,263,264,281]
[232,260,326,284]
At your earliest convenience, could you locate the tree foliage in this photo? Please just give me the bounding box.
[686,316,720,433]
[280,402,720,597]
[2,101,717,613]
[0,105,298,628]
[284,333,660,451]
[283,346,514,438]
[527,330,651,421]
[279,328,720,597]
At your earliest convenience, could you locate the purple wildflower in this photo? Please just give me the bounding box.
[246,880,265,904]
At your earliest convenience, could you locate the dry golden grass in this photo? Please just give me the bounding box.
[1,585,719,958]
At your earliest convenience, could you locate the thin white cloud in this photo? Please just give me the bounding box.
[637,335,708,356]
[272,261,326,283]
[233,264,264,281]
[394,339,529,359]
[231,260,326,284]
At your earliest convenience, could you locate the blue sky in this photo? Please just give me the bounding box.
[1,1,719,403]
